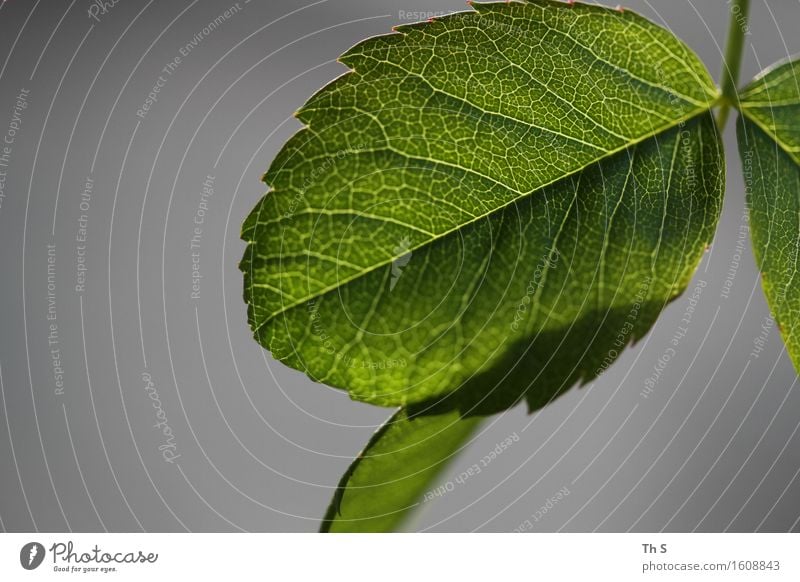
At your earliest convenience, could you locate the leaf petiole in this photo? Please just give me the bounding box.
[716,0,751,130]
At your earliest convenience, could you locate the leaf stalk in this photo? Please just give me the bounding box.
[717,0,751,130]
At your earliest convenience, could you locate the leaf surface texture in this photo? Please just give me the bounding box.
[738,56,800,372]
[241,1,723,409]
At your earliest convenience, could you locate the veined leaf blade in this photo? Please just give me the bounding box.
[738,56,800,372]
[240,1,723,408]
[321,409,481,533]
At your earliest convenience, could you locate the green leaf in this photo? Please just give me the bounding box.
[240,0,724,410]
[737,56,800,372]
[321,409,480,533]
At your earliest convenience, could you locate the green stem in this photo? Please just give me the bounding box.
[716,0,750,130]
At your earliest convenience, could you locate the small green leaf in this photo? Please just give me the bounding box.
[240,0,723,410]
[737,56,800,372]
[321,409,480,533]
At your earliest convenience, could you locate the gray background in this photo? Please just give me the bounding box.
[0,0,799,532]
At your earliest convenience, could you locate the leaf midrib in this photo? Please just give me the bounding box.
[249,100,720,334]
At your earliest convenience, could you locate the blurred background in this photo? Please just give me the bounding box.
[0,0,799,532]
